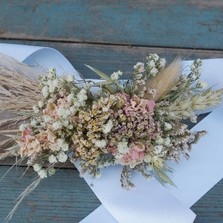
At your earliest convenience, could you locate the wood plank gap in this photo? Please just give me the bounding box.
[1,38,223,53]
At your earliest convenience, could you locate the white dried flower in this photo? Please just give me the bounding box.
[57,151,68,163]
[150,67,158,76]
[48,168,56,176]
[66,75,74,82]
[102,120,113,134]
[190,116,197,123]
[30,119,38,127]
[19,123,26,131]
[48,154,57,164]
[57,139,69,151]
[164,122,172,131]
[67,93,74,102]
[117,141,129,154]
[38,101,44,108]
[156,137,164,145]
[48,79,59,93]
[149,53,159,62]
[77,89,88,104]
[144,154,152,163]
[33,163,42,172]
[94,140,107,149]
[33,105,40,114]
[163,137,171,146]
[44,115,52,123]
[111,70,122,80]
[147,60,155,68]
[134,62,145,73]
[159,58,166,68]
[57,108,70,118]
[38,169,47,179]
[154,145,163,154]
[52,121,62,130]
[70,106,77,114]
[42,86,49,98]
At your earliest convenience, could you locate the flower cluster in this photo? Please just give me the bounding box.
[15,54,223,188]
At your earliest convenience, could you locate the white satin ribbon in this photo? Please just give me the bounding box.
[0,43,222,223]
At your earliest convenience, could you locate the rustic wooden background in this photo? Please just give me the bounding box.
[0,1,223,222]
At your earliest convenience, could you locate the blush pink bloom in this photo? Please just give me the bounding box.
[129,142,145,160]
[43,102,58,119]
[122,94,155,115]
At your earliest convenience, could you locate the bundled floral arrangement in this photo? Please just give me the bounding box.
[0,54,223,220]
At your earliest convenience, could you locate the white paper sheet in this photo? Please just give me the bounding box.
[0,43,80,78]
[74,164,195,223]
[80,206,118,223]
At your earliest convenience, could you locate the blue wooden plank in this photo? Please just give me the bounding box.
[0,1,223,49]
[0,166,100,223]
[0,166,222,223]
[1,40,223,81]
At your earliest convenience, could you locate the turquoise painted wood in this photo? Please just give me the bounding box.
[0,1,223,49]
[0,166,100,223]
[0,166,222,223]
[1,40,223,79]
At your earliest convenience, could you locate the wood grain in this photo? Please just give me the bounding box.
[1,40,223,79]
[0,1,223,49]
[0,166,222,223]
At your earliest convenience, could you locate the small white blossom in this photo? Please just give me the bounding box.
[134,62,145,73]
[154,145,163,154]
[144,154,152,163]
[33,105,40,114]
[42,86,49,98]
[66,75,74,82]
[117,141,129,154]
[19,123,26,131]
[48,168,56,176]
[57,108,70,118]
[163,137,171,146]
[30,119,38,127]
[156,137,164,145]
[149,53,159,62]
[57,139,69,151]
[48,79,59,93]
[44,115,52,123]
[159,58,166,68]
[111,70,122,80]
[57,151,68,163]
[38,101,44,108]
[190,116,197,123]
[135,73,143,80]
[102,120,113,134]
[164,122,172,131]
[150,67,158,76]
[147,60,155,68]
[33,163,42,172]
[67,93,74,102]
[52,121,62,130]
[94,140,106,149]
[48,154,57,164]
[70,106,77,114]
[38,169,47,179]
[77,89,88,104]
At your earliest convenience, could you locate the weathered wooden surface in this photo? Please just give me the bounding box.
[1,40,223,79]
[0,1,223,49]
[0,0,223,222]
[0,166,222,223]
